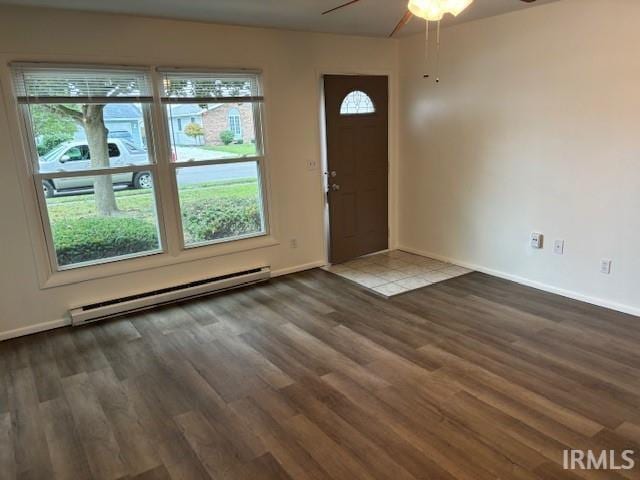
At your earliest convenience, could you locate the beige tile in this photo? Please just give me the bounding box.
[337,269,368,281]
[396,265,424,276]
[394,276,433,290]
[419,271,452,283]
[355,274,389,289]
[358,263,389,275]
[440,266,472,277]
[376,269,413,282]
[418,263,445,273]
[387,250,414,260]
[344,258,376,269]
[372,283,409,297]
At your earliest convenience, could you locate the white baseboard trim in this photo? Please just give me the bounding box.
[1,261,328,341]
[399,245,640,318]
[0,317,70,342]
[272,260,326,277]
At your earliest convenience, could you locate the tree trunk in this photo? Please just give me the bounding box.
[83,105,118,216]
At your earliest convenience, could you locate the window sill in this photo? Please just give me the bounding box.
[39,234,279,289]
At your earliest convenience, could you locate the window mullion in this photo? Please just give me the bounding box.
[149,68,183,257]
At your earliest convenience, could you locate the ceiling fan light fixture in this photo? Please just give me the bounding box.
[407,0,473,21]
[408,0,444,21]
[440,0,474,16]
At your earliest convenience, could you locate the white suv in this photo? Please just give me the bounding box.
[39,139,152,198]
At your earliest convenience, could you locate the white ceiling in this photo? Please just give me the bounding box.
[0,0,561,37]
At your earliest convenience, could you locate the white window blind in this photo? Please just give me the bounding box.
[159,70,263,104]
[12,64,153,104]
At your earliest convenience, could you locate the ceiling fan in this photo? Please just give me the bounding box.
[322,0,538,38]
[322,0,537,81]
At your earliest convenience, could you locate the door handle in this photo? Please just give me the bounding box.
[331,184,340,191]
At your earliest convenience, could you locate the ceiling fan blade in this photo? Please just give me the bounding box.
[322,0,362,15]
[389,10,413,37]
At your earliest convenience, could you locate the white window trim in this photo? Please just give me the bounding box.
[2,60,276,289]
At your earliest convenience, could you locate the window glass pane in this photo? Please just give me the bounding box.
[42,173,161,268]
[176,162,265,246]
[340,90,375,115]
[30,103,151,173]
[166,103,258,161]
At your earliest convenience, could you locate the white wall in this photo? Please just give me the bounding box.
[398,0,640,315]
[0,6,399,338]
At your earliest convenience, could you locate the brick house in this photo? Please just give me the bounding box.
[203,103,255,146]
[168,103,255,146]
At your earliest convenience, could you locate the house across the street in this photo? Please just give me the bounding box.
[167,103,255,146]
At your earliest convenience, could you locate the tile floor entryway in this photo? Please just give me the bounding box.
[323,250,473,297]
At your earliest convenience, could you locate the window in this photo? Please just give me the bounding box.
[228,107,242,140]
[340,90,375,115]
[13,65,162,270]
[161,70,266,247]
[14,64,269,274]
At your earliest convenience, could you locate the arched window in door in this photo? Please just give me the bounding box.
[339,90,375,115]
[228,107,242,140]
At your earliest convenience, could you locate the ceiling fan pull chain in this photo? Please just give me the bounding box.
[435,19,441,83]
[423,20,430,78]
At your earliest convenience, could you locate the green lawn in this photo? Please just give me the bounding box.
[201,144,257,157]
[46,178,260,224]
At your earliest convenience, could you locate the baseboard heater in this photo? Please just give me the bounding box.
[69,266,271,326]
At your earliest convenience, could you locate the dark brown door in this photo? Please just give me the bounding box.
[324,75,388,264]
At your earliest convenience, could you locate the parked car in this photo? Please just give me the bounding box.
[107,130,136,143]
[38,139,152,198]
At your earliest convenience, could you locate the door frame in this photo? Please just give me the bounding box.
[317,68,398,265]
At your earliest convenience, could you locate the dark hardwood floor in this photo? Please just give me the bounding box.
[1,269,640,480]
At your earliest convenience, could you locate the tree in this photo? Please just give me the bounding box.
[41,104,118,216]
[31,105,77,155]
[184,122,204,144]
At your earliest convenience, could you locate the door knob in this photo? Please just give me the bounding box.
[331,184,340,191]
[330,171,337,177]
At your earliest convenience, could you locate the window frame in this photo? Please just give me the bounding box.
[7,62,273,285]
[16,97,168,272]
[158,68,270,251]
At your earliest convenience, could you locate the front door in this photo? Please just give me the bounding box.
[324,75,388,264]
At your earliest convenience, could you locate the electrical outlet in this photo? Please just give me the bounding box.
[553,240,565,255]
[530,232,544,249]
[290,238,298,249]
[307,159,318,171]
[600,259,612,275]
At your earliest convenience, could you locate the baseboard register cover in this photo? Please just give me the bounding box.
[69,266,271,326]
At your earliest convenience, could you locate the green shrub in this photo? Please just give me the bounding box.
[37,133,73,156]
[220,130,234,145]
[52,217,159,266]
[182,197,261,243]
